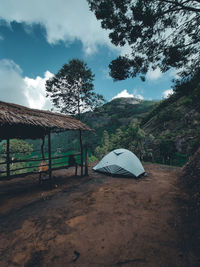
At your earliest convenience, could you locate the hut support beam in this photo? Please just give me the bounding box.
[41,136,45,160]
[48,131,52,185]
[6,139,10,178]
[85,147,88,176]
[79,129,83,176]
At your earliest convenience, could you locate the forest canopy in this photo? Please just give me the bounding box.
[88,0,200,81]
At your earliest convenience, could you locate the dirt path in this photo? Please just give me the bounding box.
[0,164,195,266]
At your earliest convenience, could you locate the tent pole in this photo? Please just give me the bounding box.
[6,139,10,178]
[48,131,52,186]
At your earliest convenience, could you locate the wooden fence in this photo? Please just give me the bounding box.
[0,147,88,180]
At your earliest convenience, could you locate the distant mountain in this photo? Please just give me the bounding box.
[81,97,158,150]
[83,97,158,129]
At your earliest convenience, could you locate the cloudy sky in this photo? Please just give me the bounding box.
[0,0,175,110]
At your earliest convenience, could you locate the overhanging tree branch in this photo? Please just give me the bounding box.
[88,0,200,80]
[161,0,200,12]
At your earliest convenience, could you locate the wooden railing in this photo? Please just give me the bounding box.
[0,152,82,180]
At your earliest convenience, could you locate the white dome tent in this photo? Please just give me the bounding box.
[93,148,145,178]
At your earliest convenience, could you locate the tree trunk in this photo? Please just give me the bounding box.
[79,129,84,176]
[77,93,83,177]
[6,139,10,178]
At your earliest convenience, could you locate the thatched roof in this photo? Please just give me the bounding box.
[0,101,92,139]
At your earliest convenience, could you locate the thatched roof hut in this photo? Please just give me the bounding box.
[0,101,91,140]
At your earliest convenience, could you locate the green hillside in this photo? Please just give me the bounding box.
[81,97,158,151]
[84,97,158,128]
[140,74,200,165]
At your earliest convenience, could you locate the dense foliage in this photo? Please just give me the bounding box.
[94,117,189,166]
[140,70,200,165]
[1,139,33,155]
[0,140,33,176]
[95,119,150,160]
[88,0,200,80]
[82,98,157,152]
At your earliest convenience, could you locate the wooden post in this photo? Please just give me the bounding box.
[6,139,10,178]
[75,164,78,176]
[84,147,88,176]
[48,131,52,185]
[41,136,45,160]
[79,129,83,176]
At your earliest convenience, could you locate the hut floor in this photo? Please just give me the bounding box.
[0,163,197,266]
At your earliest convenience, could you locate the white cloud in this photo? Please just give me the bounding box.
[0,59,53,110]
[112,89,134,100]
[146,68,162,81]
[24,71,53,110]
[0,0,116,55]
[133,89,144,100]
[112,89,144,100]
[162,89,174,98]
[0,59,28,106]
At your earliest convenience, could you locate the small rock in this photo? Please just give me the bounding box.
[73,250,80,262]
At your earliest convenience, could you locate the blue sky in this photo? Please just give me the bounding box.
[0,0,176,110]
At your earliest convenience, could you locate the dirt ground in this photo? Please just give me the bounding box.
[0,163,197,266]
